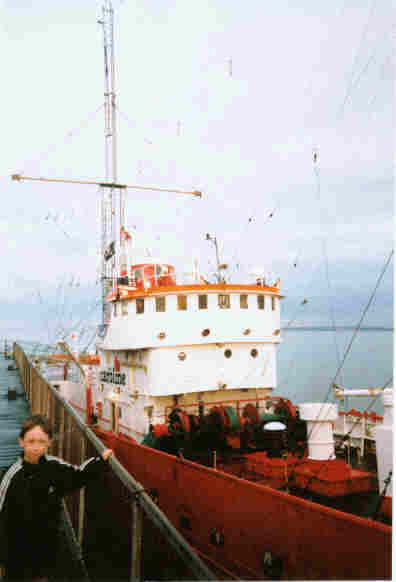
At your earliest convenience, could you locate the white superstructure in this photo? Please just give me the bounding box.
[90,271,283,441]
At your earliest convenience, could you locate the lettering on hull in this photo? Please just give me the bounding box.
[100,368,126,386]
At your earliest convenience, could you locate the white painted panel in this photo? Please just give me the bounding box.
[134,343,277,396]
[104,293,281,350]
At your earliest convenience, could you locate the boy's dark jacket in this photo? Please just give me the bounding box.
[0,454,106,570]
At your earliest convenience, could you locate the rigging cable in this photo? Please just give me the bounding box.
[337,0,378,120]
[330,249,393,391]
[19,104,105,176]
[303,249,394,447]
[313,151,344,385]
[227,203,280,280]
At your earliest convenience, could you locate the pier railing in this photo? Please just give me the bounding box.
[13,343,216,582]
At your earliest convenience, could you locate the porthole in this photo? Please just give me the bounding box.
[178,352,187,361]
[251,348,258,358]
[157,332,166,340]
[243,328,251,336]
[224,349,232,358]
[202,328,210,337]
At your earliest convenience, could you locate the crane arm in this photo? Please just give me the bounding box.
[11,173,202,197]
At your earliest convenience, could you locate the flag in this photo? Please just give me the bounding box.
[114,355,120,372]
[121,227,132,242]
[104,241,115,261]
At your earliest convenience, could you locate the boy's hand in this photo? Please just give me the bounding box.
[102,448,114,461]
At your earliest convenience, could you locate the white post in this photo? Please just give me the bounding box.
[299,403,338,460]
[373,388,393,500]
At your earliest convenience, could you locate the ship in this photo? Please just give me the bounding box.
[17,2,392,579]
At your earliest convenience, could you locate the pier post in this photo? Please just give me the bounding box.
[46,385,51,419]
[130,497,143,582]
[64,412,72,462]
[58,406,65,458]
[78,437,87,544]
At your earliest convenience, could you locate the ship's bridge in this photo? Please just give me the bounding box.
[100,262,283,396]
[103,263,282,349]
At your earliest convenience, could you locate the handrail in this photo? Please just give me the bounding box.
[13,343,216,581]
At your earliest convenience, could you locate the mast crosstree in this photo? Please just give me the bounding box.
[11,0,202,326]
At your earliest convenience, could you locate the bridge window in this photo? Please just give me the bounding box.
[198,294,207,309]
[218,294,230,309]
[240,294,248,309]
[156,297,166,312]
[257,295,265,310]
[177,295,187,310]
[134,267,143,282]
[136,299,144,314]
[121,301,128,316]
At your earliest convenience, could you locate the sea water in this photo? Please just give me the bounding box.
[277,328,393,415]
[0,357,30,468]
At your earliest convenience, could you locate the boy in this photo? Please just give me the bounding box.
[0,414,113,581]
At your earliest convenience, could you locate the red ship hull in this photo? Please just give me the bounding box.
[94,428,391,580]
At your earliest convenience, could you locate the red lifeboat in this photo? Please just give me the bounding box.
[131,263,176,288]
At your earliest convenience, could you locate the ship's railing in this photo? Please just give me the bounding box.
[13,343,216,582]
[107,266,279,293]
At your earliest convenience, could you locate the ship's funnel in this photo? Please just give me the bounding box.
[299,403,338,460]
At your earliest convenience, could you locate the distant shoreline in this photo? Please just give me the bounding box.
[282,326,393,332]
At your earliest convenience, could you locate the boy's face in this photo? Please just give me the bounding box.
[19,425,51,464]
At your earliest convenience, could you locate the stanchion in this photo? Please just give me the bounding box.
[78,437,87,544]
[130,496,143,582]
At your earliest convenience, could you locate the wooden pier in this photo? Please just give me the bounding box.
[8,343,216,581]
[0,353,30,469]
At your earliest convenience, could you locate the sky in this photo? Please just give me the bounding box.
[0,0,393,345]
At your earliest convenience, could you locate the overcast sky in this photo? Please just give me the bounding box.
[0,0,393,343]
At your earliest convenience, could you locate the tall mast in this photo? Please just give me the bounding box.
[99,0,122,324]
[11,1,202,333]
